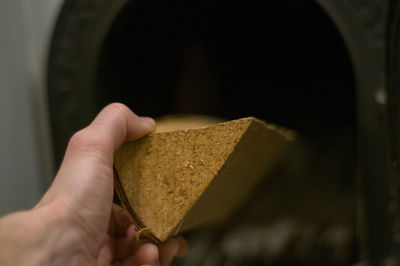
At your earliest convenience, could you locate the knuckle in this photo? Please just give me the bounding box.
[106,103,131,117]
[68,129,105,154]
[68,129,91,150]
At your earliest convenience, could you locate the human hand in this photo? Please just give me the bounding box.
[0,103,187,266]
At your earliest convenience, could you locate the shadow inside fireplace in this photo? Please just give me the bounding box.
[97,0,357,264]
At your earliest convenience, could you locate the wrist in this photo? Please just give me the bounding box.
[0,209,49,266]
[0,203,86,266]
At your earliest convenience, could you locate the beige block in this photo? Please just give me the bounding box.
[114,117,294,243]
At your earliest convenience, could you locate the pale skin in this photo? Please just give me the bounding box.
[0,103,187,266]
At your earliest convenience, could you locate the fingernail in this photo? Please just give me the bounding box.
[140,117,157,132]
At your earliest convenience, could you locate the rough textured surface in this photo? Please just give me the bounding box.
[114,117,293,242]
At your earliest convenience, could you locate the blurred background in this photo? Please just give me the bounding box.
[0,0,396,265]
[0,0,62,214]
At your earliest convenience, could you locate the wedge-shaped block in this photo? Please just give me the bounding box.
[114,117,293,243]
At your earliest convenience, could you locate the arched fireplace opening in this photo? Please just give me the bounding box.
[48,0,377,264]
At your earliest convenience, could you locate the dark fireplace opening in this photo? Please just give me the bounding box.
[49,0,361,264]
[96,0,356,136]
[95,1,358,264]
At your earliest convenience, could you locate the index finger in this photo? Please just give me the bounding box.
[38,103,155,207]
[63,103,156,166]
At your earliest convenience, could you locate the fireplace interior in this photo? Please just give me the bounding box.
[97,2,357,263]
[49,0,362,265]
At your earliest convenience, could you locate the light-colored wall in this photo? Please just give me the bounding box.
[0,0,62,215]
